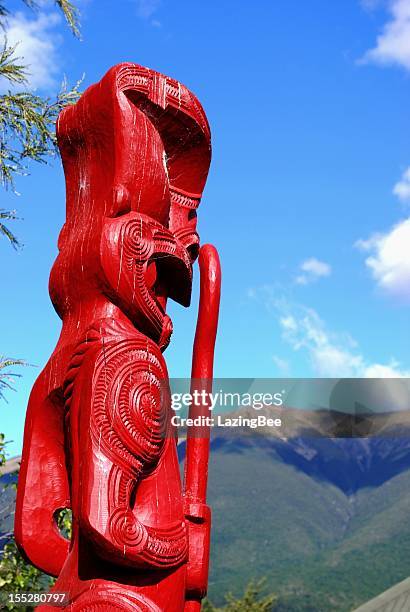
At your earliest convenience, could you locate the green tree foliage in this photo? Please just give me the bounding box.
[204,580,278,611]
[0,209,20,248]
[0,71,82,193]
[0,541,50,607]
[0,0,81,245]
[54,0,80,37]
[56,508,72,541]
[0,357,26,401]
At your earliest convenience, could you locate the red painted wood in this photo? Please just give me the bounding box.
[14,63,220,611]
[184,245,221,610]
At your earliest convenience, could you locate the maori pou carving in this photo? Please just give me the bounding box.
[14,63,221,611]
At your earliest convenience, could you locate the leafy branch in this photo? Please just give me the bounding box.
[204,580,278,611]
[0,75,83,191]
[0,539,49,597]
[0,357,26,402]
[0,1,81,38]
[55,0,81,38]
[0,42,26,86]
[0,208,20,247]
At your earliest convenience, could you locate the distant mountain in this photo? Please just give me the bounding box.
[4,407,410,611]
[200,407,410,610]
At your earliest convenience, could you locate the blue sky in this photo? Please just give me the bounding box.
[1,0,410,456]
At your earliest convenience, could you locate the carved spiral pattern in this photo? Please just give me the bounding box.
[118,215,188,266]
[68,587,161,612]
[91,337,169,473]
[120,217,154,265]
[110,508,148,550]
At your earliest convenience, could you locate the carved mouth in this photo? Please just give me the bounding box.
[148,283,166,315]
[147,251,193,308]
[144,258,166,314]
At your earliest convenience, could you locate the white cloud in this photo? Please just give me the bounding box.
[2,11,62,91]
[248,285,410,378]
[357,163,410,301]
[135,0,161,20]
[364,361,409,376]
[357,217,410,300]
[393,166,410,203]
[272,355,290,375]
[276,300,410,377]
[362,0,410,71]
[361,0,385,10]
[280,315,298,333]
[295,257,332,285]
[248,287,410,377]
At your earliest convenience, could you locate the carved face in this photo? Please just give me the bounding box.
[100,213,192,349]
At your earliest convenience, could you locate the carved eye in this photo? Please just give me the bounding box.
[188,210,197,221]
[144,261,157,289]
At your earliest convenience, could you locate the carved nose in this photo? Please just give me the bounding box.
[173,229,200,264]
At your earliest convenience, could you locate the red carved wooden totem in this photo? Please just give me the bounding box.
[14,63,221,611]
